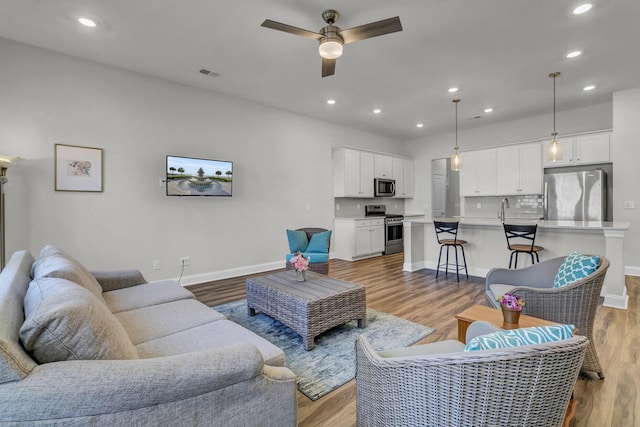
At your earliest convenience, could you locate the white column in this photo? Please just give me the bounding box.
[403,222,425,272]
[603,229,628,309]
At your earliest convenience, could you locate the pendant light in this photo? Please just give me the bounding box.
[547,72,562,162]
[451,99,462,171]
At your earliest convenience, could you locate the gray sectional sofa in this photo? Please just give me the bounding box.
[0,246,297,426]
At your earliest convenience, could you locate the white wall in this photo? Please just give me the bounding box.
[0,38,403,283]
[612,88,640,272]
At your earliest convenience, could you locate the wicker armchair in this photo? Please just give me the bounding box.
[355,325,587,427]
[485,255,609,378]
[285,227,330,274]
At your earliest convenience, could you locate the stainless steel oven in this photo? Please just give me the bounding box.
[384,214,404,254]
[365,205,404,255]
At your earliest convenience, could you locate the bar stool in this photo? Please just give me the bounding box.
[503,223,544,268]
[433,221,468,282]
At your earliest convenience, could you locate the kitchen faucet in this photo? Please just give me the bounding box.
[500,197,510,222]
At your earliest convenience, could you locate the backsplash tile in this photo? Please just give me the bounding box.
[463,195,543,219]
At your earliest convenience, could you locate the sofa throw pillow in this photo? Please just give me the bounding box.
[286,229,309,253]
[31,245,105,302]
[464,324,574,352]
[553,251,600,288]
[305,230,332,253]
[20,277,139,363]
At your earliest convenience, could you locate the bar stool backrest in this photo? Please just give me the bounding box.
[434,221,461,244]
[503,223,538,251]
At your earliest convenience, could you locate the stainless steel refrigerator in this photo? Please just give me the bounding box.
[544,170,607,221]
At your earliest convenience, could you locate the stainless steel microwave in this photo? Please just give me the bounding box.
[374,178,395,197]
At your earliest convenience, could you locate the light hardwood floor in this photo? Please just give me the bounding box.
[188,252,637,427]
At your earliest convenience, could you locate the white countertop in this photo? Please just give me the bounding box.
[404,216,630,231]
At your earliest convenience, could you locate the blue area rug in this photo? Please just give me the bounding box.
[214,300,434,400]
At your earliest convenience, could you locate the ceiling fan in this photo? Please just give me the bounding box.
[261,9,402,77]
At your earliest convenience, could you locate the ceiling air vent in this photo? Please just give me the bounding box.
[199,68,220,77]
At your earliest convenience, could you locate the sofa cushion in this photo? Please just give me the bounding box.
[553,251,600,288]
[464,324,574,352]
[0,250,38,383]
[305,230,331,253]
[32,245,105,302]
[135,319,285,367]
[115,299,226,345]
[103,280,195,313]
[285,252,329,264]
[286,229,309,253]
[20,277,139,363]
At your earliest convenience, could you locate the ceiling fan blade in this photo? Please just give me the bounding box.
[322,58,336,78]
[338,17,402,44]
[261,19,322,40]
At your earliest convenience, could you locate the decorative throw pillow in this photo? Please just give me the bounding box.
[31,245,105,301]
[20,277,139,363]
[464,324,574,352]
[306,230,332,253]
[286,229,309,253]
[553,251,600,288]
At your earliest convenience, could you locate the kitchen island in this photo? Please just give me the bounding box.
[404,217,630,309]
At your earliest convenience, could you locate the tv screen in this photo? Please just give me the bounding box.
[166,155,233,196]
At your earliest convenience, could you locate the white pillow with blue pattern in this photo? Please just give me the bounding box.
[553,251,600,288]
[464,324,574,351]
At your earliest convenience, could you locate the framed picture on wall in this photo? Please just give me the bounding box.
[54,144,104,192]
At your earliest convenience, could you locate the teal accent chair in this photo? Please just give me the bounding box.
[285,228,331,275]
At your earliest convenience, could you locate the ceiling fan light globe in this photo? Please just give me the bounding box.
[319,40,343,59]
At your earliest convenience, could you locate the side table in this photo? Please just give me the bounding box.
[455,304,557,344]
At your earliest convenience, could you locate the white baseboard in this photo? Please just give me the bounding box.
[625,266,640,277]
[173,260,284,287]
[603,293,629,310]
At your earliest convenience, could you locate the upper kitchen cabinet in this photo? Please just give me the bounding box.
[374,154,393,178]
[392,157,415,198]
[542,131,611,168]
[333,147,374,198]
[459,149,497,196]
[497,142,542,195]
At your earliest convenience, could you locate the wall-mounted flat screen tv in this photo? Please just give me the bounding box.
[166,155,233,196]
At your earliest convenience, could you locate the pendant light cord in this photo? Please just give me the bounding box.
[453,99,460,149]
[550,72,560,137]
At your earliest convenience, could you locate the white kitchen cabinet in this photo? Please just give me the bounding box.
[334,218,385,260]
[542,131,610,167]
[459,149,497,196]
[496,142,542,195]
[392,157,415,198]
[374,154,393,178]
[333,148,375,197]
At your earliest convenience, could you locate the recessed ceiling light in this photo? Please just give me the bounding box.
[583,85,596,91]
[373,108,382,114]
[448,87,459,93]
[77,16,97,27]
[416,123,424,128]
[484,108,493,113]
[573,3,593,14]
[566,50,582,58]
[327,99,336,105]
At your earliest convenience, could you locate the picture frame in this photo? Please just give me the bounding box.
[55,144,104,192]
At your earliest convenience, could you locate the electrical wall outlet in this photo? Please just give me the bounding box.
[152,260,161,270]
[180,257,190,266]
[624,201,636,209]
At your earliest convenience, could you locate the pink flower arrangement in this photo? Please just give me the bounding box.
[290,252,310,273]
[497,292,525,311]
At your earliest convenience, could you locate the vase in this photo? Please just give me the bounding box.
[295,270,306,282]
[501,306,521,324]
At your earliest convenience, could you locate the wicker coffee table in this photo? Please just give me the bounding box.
[246,271,366,350]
